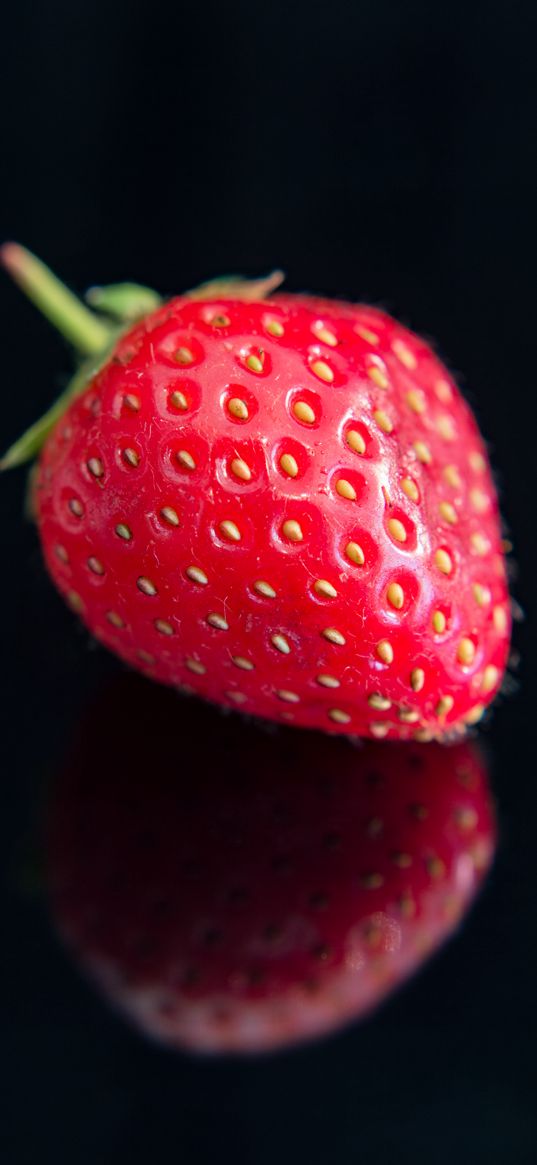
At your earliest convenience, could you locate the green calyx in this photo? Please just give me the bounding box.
[1,244,284,472]
[85,281,163,322]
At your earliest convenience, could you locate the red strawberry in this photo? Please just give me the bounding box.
[47,674,496,1055]
[2,245,510,739]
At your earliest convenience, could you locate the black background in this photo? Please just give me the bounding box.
[1,1,536,1162]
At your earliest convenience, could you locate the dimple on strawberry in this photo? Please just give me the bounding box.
[47,673,496,1055]
[2,244,511,740]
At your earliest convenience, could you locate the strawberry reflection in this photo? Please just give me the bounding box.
[47,674,495,1054]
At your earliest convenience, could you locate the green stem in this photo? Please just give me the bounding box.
[1,243,114,356]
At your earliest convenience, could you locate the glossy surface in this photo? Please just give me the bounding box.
[47,674,496,1054]
[36,295,510,738]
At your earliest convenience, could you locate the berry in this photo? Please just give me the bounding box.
[47,674,496,1055]
[2,247,511,739]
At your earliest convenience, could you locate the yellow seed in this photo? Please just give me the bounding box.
[436,695,454,717]
[435,548,453,575]
[88,556,105,575]
[55,545,69,563]
[346,428,366,454]
[271,633,291,654]
[69,498,84,517]
[376,640,394,665]
[265,319,284,337]
[457,637,476,666]
[469,450,486,473]
[186,566,208,585]
[282,518,303,542]
[481,665,500,694]
[254,580,276,598]
[367,364,389,389]
[361,872,385,890]
[388,517,407,543]
[473,583,491,607]
[451,806,477,834]
[207,613,229,630]
[279,452,299,477]
[313,325,338,347]
[124,392,141,411]
[399,709,421,725]
[232,656,254,670]
[493,605,508,633]
[175,346,194,365]
[87,456,104,478]
[228,397,249,420]
[311,359,334,383]
[137,649,155,665]
[355,325,379,344]
[401,477,419,502]
[322,627,346,645]
[106,611,124,628]
[314,579,337,598]
[435,378,453,403]
[154,619,174,636]
[443,464,462,489]
[176,450,196,470]
[432,610,446,633]
[414,728,434,743]
[219,519,241,542]
[471,532,489,556]
[186,658,206,675]
[160,506,180,527]
[123,447,140,468]
[465,703,485,725]
[336,478,357,500]
[439,501,458,525]
[373,409,393,433]
[227,690,247,703]
[391,851,414,868]
[406,389,425,414]
[115,523,132,540]
[436,414,456,441]
[170,390,188,411]
[210,313,230,327]
[470,488,489,513]
[370,722,390,739]
[368,693,392,711]
[426,856,446,879]
[410,667,425,692]
[387,581,404,609]
[328,708,351,724]
[137,576,157,595]
[246,352,264,373]
[392,339,417,370]
[230,457,251,481]
[277,689,300,703]
[413,440,432,464]
[293,400,316,424]
[67,591,84,612]
[317,674,340,688]
[345,541,365,566]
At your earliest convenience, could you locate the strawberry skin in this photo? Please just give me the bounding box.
[35,292,510,739]
[47,674,496,1055]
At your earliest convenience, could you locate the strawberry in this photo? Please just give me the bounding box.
[2,245,510,739]
[47,673,496,1055]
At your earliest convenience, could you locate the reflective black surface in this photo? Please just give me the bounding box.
[1,0,536,1161]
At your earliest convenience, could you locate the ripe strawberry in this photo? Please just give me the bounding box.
[2,245,510,739]
[47,674,496,1055]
